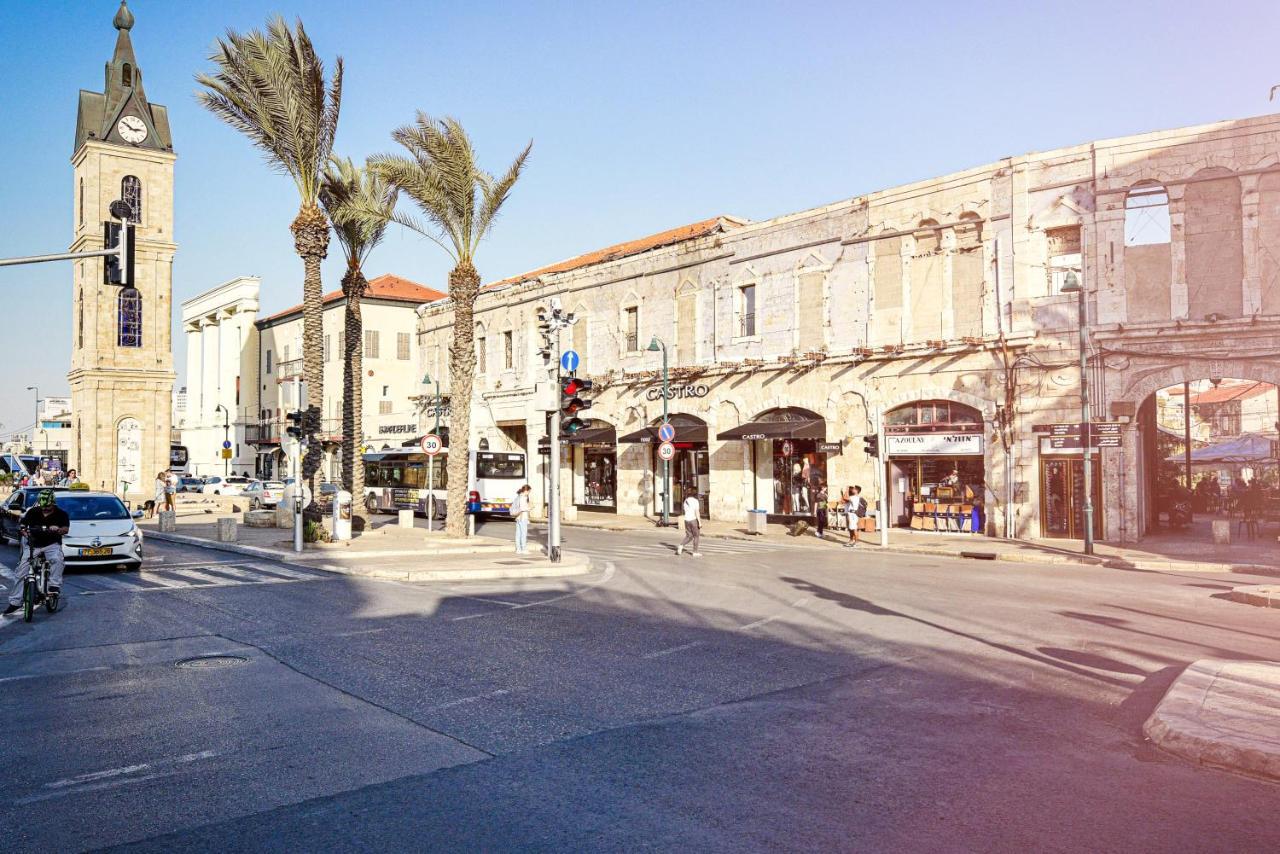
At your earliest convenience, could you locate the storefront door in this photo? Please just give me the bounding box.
[664,446,709,519]
[1040,457,1103,540]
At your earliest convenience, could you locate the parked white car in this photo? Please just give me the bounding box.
[200,475,253,496]
[242,480,286,509]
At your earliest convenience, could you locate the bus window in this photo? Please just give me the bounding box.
[476,454,525,479]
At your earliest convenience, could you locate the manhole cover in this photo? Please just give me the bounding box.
[176,655,248,670]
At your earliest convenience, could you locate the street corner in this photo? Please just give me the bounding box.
[1143,659,1280,783]
[1225,584,1280,609]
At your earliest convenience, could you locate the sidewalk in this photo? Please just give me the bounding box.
[1144,659,1280,783]
[139,509,591,582]
[561,512,1280,576]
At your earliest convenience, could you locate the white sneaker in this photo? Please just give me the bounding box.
[691,552,702,557]
[676,545,684,556]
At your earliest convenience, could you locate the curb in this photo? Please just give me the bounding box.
[144,530,592,582]
[560,520,1280,575]
[1143,659,1280,783]
[1227,584,1280,609]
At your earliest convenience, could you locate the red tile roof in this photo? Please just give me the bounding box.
[258,274,445,325]
[481,215,747,293]
[1189,381,1275,405]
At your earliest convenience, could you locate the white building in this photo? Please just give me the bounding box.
[179,277,261,477]
[250,274,444,480]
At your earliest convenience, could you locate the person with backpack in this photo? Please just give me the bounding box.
[844,485,867,547]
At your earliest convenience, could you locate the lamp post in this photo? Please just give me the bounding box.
[1060,270,1094,555]
[214,404,230,477]
[25,386,38,455]
[645,336,671,527]
[422,373,442,436]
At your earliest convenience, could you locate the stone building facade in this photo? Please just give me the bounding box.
[68,3,176,499]
[419,112,1280,543]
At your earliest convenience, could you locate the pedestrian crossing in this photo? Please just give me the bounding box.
[577,538,782,563]
[66,561,330,594]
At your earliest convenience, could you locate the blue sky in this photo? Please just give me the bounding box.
[0,0,1277,437]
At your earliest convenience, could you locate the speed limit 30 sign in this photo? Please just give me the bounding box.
[657,441,676,461]
[421,433,444,456]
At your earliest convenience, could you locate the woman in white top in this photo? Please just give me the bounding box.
[512,484,532,555]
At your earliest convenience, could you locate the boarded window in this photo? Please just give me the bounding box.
[873,236,903,344]
[379,400,392,415]
[797,271,824,345]
[364,329,379,359]
[323,335,331,362]
[910,225,943,341]
[397,332,411,360]
[1185,169,1243,320]
[953,219,984,338]
[1259,172,1280,316]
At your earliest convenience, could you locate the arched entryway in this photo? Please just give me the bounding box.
[883,399,985,532]
[1139,377,1279,541]
[717,406,827,520]
[621,413,710,519]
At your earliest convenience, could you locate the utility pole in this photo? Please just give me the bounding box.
[548,324,562,562]
[215,404,230,477]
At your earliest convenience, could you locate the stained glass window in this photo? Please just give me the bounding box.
[118,289,142,347]
[121,175,142,224]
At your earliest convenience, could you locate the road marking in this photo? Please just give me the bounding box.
[0,665,111,684]
[428,689,510,711]
[451,562,616,621]
[736,598,810,632]
[18,750,217,804]
[642,641,705,659]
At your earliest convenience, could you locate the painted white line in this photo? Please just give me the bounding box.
[18,750,216,805]
[0,665,111,684]
[78,577,323,595]
[736,615,780,631]
[80,574,147,591]
[192,564,266,581]
[450,562,616,622]
[428,688,510,711]
[642,641,705,659]
[136,573,186,588]
[333,628,387,638]
[245,562,316,580]
[161,569,224,585]
[139,559,249,570]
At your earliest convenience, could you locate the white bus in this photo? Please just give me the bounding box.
[362,448,526,519]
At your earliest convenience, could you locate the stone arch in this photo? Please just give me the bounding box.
[878,386,996,424]
[1115,360,1280,412]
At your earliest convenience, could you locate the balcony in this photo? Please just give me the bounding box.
[276,357,303,379]
[245,421,280,444]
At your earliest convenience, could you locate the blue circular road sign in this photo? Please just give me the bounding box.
[658,422,676,443]
[222,440,232,449]
[561,350,580,372]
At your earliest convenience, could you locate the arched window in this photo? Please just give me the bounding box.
[77,292,84,349]
[885,399,982,432]
[1124,183,1170,246]
[118,289,142,347]
[79,177,84,226]
[475,323,486,374]
[122,63,133,87]
[121,175,142,224]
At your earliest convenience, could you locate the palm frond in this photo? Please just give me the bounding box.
[320,155,398,268]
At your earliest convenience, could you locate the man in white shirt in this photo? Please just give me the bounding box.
[676,491,701,557]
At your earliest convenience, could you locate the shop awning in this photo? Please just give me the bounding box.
[618,422,709,444]
[716,418,825,441]
[564,425,617,445]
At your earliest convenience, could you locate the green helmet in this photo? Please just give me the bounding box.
[36,489,56,507]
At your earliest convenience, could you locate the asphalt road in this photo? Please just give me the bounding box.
[1,523,1278,852]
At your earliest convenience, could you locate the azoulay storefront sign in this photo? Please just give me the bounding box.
[885,433,983,456]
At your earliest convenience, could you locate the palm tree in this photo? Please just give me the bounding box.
[319,156,396,530]
[371,114,531,536]
[196,16,342,507]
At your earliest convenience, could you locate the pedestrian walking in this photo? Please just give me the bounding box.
[814,481,829,539]
[151,471,166,518]
[676,489,702,556]
[844,485,867,547]
[512,484,531,554]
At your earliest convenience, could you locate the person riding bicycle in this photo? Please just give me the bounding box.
[4,489,70,616]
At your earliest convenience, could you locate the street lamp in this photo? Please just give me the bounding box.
[25,386,38,455]
[1060,270,1094,555]
[422,373,442,436]
[214,404,230,477]
[645,335,672,527]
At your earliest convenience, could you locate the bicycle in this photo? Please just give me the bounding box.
[20,527,61,623]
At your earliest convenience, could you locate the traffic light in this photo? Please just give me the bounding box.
[862,434,879,458]
[285,410,305,440]
[560,376,594,435]
[102,220,135,288]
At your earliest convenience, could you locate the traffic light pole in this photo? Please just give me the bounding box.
[877,408,888,548]
[547,327,563,563]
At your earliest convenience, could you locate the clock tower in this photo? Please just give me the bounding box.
[69,1,176,497]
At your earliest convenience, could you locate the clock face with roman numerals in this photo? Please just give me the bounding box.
[117,115,147,144]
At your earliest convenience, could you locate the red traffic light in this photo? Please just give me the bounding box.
[561,376,592,396]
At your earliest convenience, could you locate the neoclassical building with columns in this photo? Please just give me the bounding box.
[418,111,1280,543]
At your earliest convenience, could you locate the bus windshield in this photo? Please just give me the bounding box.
[476,455,525,479]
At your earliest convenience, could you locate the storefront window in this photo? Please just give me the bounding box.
[772,439,827,515]
[583,450,616,508]
[886,400,981,432]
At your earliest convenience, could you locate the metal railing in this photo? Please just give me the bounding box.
[739,312,756,337]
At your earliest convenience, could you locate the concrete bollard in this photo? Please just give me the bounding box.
[217,517,237,543]
[158,511,177,533]
[1212,518,1231,545]
[398,509,414,529]
[243,510,275,528]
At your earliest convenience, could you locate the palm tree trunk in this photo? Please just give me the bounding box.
[445,261,480,537]
[292,203,329,517]
[342,267,368,529]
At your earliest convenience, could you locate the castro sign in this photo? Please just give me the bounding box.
[645,384,709,401]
